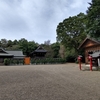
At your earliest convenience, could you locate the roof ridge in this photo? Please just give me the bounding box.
[78,37,100,49]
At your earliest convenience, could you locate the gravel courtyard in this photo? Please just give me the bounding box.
[0,63,100,100]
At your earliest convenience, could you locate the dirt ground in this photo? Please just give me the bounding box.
[0,63,100,100]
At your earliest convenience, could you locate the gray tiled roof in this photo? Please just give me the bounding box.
[0,47,25,58]
[6,51,25,57]
[35,46,47,53]
[0,53,13,56]
[91,51,100,58]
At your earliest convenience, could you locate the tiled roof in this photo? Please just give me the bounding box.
[6,51,25,57]
[0,53,13,56]
[91,51,100,58]
[0,47,25,58]
[78,37,100,49]
[34,46,47,53]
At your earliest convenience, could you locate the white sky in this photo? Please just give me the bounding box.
[0,0,91,44]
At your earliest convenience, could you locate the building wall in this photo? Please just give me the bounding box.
[82,39,98,48]
[85,45,100,63]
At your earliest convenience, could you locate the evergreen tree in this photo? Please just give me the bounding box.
[56,13,87,55]
[87,0,100,38]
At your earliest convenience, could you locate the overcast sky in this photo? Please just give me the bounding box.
[0,0,91,44]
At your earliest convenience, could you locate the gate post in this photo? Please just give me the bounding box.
[89,56,92,71]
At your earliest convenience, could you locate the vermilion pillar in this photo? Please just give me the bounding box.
[89,56,92,71]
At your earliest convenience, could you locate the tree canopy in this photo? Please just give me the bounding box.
[51,42,60,58]
[0,38,61,58]
[56,13,87,55]
[0,38,38,56]
[87,0,100,38]
[56,0,100,62]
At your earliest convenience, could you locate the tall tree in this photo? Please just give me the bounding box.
[19,38,28,55]
[87,0,100,38]
[7,40,13,47]
[13,39,18,45]
[51,42,60,58]
[56,13,87,55]
[41,44,54,58]
[27,41,38,56]
[0,39,8,48]
[19,38,38,56]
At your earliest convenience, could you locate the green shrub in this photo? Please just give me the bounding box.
[17,60,19,65]
[10,59,13,65]
[30,58,66,65]
[4,58,10,65]
[66,55,76,62]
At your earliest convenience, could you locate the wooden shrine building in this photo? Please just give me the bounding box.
[78,37,100,65]
[30,46,47,58]
[0,47,25,64]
